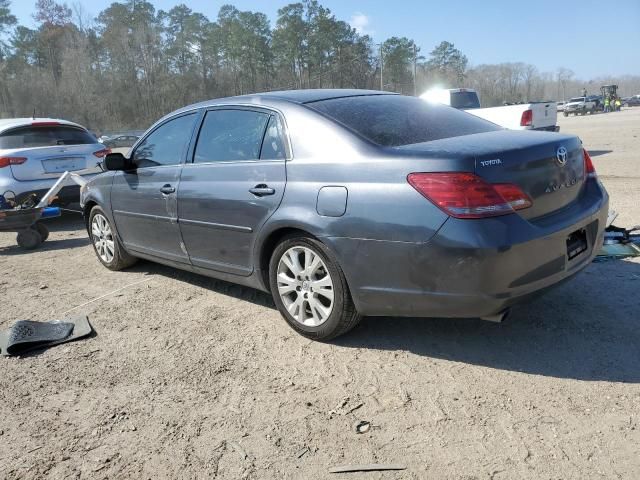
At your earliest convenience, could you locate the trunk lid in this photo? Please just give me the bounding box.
[471,130,584,219]
[6,144,104,181]
[394,130,585,220]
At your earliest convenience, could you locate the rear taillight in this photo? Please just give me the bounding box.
[583,148,597,179]
[93,148,112,158]
[520,109,533,127]
[407,172,532,219]
[0,157,27,169]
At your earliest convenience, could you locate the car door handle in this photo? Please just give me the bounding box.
[160,184,176,195]
[249,184,275,197]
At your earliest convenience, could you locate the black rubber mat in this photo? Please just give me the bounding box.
[0,316,92,356]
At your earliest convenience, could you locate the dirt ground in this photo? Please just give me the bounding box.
[1,108,639,480]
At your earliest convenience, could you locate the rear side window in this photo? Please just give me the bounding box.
[260,115,287,160]
[194,109,270,163]
[450,91,481,109]
[0,125,96,149]
[306,95,500,147]
[133,113,198,168]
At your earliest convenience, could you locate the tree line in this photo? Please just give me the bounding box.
[0,0,638,132]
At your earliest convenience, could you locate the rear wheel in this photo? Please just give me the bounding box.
[563,112,569,117]
[269,235,361,341]
[89,206,137,270]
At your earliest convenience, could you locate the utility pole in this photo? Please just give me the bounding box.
[379,43,384,91]
[413,44,417,96]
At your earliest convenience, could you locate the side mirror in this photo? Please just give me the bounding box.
[104,153,133,171]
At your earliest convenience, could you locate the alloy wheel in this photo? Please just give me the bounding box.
[277,246,334,327]
[91,213,115,263]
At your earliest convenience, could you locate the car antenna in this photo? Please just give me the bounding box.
[32,108,36,119]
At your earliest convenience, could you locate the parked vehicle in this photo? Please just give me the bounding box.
[557,101,565,112]
[81,90,608,340]
[0,118,110,205]
[586,95,603,111]
[622,95,640,107]
[98,130,145,145]
[102,135,140,149]
[420,88,559,132]
[563,97,597,116]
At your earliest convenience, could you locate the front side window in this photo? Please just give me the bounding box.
[133,113,198,168]
[194,109,270,163]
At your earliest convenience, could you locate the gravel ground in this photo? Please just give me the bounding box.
[1,108,639,479]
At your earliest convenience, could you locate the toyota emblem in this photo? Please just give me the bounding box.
[556,146,568,166]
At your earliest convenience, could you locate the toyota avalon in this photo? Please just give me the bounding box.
[81,90,608,340]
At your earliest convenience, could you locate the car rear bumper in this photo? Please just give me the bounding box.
[328,180,608,318]
[534,125,560,132]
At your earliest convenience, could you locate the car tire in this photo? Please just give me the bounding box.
[88,205,137,271]
[563,112,568,117]
[16,228,42,250]
[34,222,49,242]
[269,235,362,341]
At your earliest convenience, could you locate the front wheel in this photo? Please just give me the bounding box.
[269,236,362,341]
[563,112,569,117]
[88,206,137,270]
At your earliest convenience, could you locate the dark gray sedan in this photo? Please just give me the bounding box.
[81,90,608,340]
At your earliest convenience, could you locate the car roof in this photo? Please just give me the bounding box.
[0,118,86,134]
[232,89,394,104]
[175,89,396,114]
[158,89,398,128]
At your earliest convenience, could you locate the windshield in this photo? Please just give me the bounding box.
[306,94,500,147]
[569,97,585,102]
[0,125,96,149]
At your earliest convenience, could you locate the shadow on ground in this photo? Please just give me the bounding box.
[336,259,640,384]
[0,237,90,255]
[130,261,277,309]
[45,211,85,232]
[126,256,640,383]
[0,212,88,255]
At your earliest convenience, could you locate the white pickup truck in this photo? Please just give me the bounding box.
[420,88,559,132]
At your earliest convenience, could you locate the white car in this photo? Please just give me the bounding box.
[421,88,559,132]
[0,118,108,205]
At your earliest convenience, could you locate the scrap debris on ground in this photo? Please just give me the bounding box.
[0,316,92,356]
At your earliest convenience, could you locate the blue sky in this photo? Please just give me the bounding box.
[8,0,640,78]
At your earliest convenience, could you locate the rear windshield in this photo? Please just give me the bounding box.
[0,125,96,149]
[306,95,500,147]
[450,91,481,109]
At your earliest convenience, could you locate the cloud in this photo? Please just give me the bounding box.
[350,12,372,36]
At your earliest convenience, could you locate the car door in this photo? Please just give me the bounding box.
[178,108,288,276]
[111,111,200,263]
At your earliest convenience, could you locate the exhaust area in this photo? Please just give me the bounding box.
[481,309,511,323]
